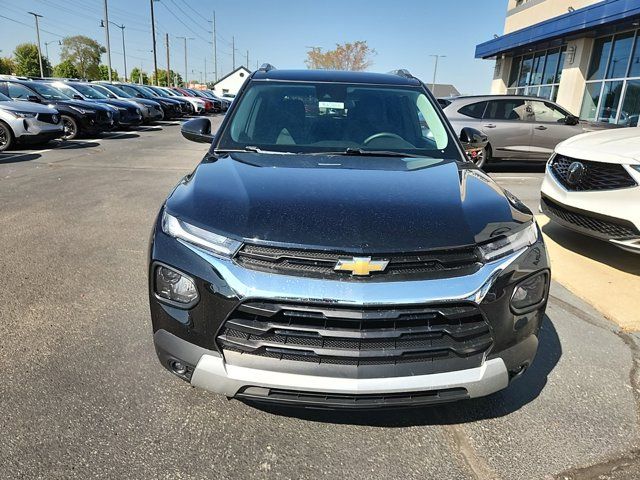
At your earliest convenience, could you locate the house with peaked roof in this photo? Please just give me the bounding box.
[212,66,251,97]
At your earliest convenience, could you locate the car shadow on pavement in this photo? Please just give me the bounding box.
[541,222,640,275]
[484,161,546,173]
[248,315,562,427]
[0,153,41,164]
[101,133,140,140]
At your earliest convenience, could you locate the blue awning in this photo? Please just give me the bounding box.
[476,0,640,59]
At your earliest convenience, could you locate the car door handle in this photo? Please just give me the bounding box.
[483,124,496,128]
[535,125,547,130]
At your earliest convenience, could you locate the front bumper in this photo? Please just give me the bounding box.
[541,164,640,252]
[150,225,549,406]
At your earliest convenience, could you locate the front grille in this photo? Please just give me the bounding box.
[96,110,110,123]
[550,155,637,191]
[217,301,493,367]
[236,386,469,408]
[36,113,59,124]
[541,197,640,239]
[235,243,482,280]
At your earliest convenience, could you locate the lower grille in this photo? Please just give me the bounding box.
[235,243,481,280]
[541,196,639,239]
[96,110,111,123]
[236,386,469,408]
[36,113,59,124]
[550,155,637,191]
[217,301,493,367]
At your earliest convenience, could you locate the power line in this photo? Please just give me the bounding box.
[159,0,208,44]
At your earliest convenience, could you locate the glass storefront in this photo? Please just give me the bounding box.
[506,46,567,101]
[581,28,640,126]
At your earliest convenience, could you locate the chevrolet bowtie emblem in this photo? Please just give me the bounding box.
[334,257,389,276]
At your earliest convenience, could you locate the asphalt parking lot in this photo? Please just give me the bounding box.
[1,118,640,480]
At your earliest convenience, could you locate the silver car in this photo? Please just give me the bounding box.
[0,91,63,152]
[439,95,600,168]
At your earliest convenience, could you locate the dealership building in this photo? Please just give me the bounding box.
[476,0,640,126]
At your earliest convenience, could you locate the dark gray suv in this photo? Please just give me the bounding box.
[439,95,611,168]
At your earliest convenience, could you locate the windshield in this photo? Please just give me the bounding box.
[102,84,132,98]
[73,83,108,99]
[29,83,71,100]
[216,81,456,158]
[140,86,160,97]
[0,92,11,101]
[148,87,170,97]
[119,85,145,97]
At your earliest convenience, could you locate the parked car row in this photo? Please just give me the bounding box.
[0,75,228,151]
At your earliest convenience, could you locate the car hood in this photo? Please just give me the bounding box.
[51,99,110,112]
[556,128,640,164]
[165,153,532,252]
[0,100,57,114]
[87,98,138,109]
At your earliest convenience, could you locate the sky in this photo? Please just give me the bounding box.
[0,0,508,94]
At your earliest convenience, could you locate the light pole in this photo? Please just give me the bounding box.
[102,0,113,81]
[44,40,61,63]
[429,54,446,93]
[176,37,193,86]
[208,11,217,82]
[28,12,44,77]
[150,0,159,85]
[101,20,126,81]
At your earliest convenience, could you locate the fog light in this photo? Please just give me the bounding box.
[511,272,547,311]
[154,264,199,307]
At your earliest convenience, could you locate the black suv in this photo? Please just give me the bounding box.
[148,67,550,409]
[114,83,187,119]
[0,78,114,139]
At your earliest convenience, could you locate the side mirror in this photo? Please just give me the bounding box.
[181,117,215,143]
[460,127,488,153]
[564,114,579,125]
[73,94,84,100]
[27,95,41,103]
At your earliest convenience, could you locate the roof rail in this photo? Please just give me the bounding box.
[30,76,85,82]
[388,69,415,79]
[258,63,276,72]
[0,74,29,81]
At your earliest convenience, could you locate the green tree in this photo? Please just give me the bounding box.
[98,64,119,81]
[53,59,79,78]
[130,67,149,85]
[60,35,105,80]
[0,57,15,75]
[305,41,376,71]
[151,69,183,87]
[13,43,52,77]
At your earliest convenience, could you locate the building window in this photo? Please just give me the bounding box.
[506,46,566,101]
[581,28,640,126]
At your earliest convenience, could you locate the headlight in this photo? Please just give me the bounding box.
[478,222,539,262]
[154,264,198,306]
[8,111,36,118]
[162,210,242,258]
[68,106,88,114]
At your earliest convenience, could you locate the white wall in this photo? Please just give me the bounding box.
[212,68,251,97]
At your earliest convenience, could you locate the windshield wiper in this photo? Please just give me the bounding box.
[316,148,424,158]
[214,146,295,155]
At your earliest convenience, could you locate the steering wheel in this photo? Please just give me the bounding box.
[363,132,405,145]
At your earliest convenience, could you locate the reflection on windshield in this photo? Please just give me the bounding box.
[217,81,455,159]
[31,83,71,100]
[73,84,107,99]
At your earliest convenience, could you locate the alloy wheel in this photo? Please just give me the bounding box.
[0,124,11,152]
[61,116,78,140]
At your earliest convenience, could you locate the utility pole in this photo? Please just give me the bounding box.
[246,50,249,69]
[204,57,207,85]
[150,0,158,85]
[177,37,192,86]
[102,0,112,81]
[28,12,44,77]
[165,33,170,87]
[213,11,217,81]
[232,36,235,70]
[429,54,446,93]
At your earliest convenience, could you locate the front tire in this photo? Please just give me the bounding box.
[61,115,79,140]
[474,144,492,169]
[0,121,14,152]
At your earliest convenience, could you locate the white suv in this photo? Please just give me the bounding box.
[541,128,640,253]
[0,90,63,152]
